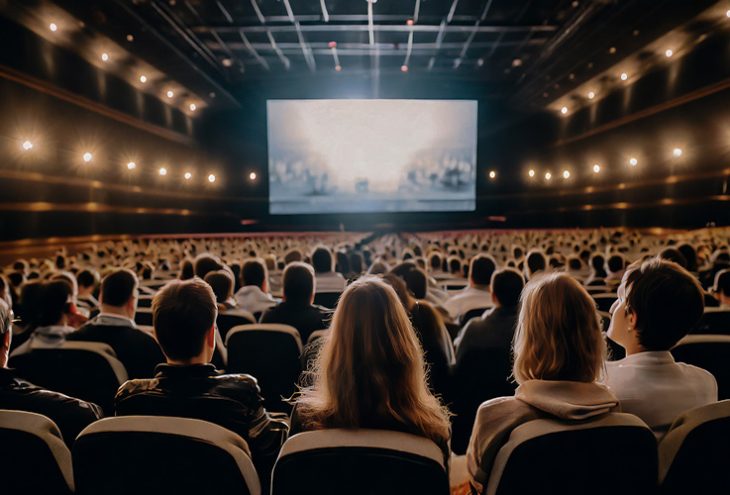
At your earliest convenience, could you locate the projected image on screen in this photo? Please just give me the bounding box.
[268,99,477,214]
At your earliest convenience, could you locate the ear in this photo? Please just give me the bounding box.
[627,310,638,331]
[491,291,499,305]
[206,325,216,349]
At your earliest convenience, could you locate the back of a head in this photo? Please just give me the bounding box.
[76,269,100,289]
[607,254,625,274]
[101,269,138,307]
[204,270,234,303]
[404,268,428,300]
[714,268,730,297]
[349,251,364,275]
[284,249,303,265]
[525,250,547,278]
[428,252,442,271]
[658,247,688,269]
[179,259,194,280]
[677,243,698,272]
[590,253,606,274]
[625,258,704,351]
[38,280,73,327]
[514,273,604,384]
[18,281,43,325]
[193,253,222,279]
[241,258,267,289]
[448,256,462,275]
[298,276,448,441]
[469,254,497,286]
[283,262,315,305]
[491,268,524,308]
[311,246,333,273]
[153,278,217,361]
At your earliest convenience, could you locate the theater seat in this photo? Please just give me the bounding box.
[9,341,127,413]
[313,291,342,309]
[659,400,730,495]
[217,310,257,340]
[457,307,490,327]
[226,324,302,412]
[271,429,449,495]
[0,410,74,495]
[691,309,730,335]
[306,328,329,345]
[134,307,153,326]
[485,414,657,495]
[73,416,260,495]
[671,335,730,399]
[136,295,153,308]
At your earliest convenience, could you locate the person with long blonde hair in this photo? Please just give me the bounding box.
[465,272,618,492]
[291,276,451,461]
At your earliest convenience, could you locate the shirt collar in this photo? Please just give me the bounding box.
[154,363,218,378]
[618,351,675,365]
[93,313,137,328]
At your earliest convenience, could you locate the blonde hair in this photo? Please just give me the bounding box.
[513,272,605,384]
[293,276,450,445]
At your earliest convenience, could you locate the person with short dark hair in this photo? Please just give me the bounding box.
[115,278,288,483]
[67,269,163,378]
[713,268,730,308]
[204,270,237,311]
[311,246,346,292]
[76,268,100,311]
[234,258,277,316]
[0,299,103,448]
[179,259,194,280]
[455,268,525,362]
[605,254,625,286]
[261,262,330,343]
[584,253,608,286]
[606,258,717,437]
[193,253,222,280]
[524,249,547,280]
[658,247,688,269]
[444,254,497,320]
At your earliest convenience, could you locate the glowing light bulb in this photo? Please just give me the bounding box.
[593,164,601,173]
[249,171,257,181]
[587,91,595,99]
[82,152,93,163]
[665,49,674,58]
[139,74,147,83]
[629,157,638,167]
[620,72,629,81]
[21,140,33,151]
[208,174,216,183]
[49,22,58,32]
[673,147,683,157]
[489,170,497,179]
[335,65,342,72]
[184,172,192,180]
[159,167,167,176]
[545,172,552,181]
[400,65,408,73]
[560,106,568,115]
[562,170,571,179]
[127,161,136,170]
[166,90,174,98]
[528,169,535,178]
[101,52,110,62]
[189,103,197,112]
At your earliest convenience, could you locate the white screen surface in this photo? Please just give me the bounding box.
[267,99,477,214]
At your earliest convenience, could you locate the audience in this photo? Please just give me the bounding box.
[67,269,164,378]
[291,277,451,463]
[454,268,524,362]
[524,249,547,280]
[234,258,278,315]
[76,268,100,312]
[311,246,347,292]
[11,280,76,355]
[114,278,288,482]
[261,262,329,344]
[605,258,717,437]
[443,254,497,321]
[0,299,103,447]
[204,270,238,311]
[466,273,617,492]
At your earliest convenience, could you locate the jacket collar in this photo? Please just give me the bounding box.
[154,363,219,378]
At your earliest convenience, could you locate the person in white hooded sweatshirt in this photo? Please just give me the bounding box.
[466,273,619,492]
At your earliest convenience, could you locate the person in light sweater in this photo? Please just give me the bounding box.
[605,258,717,438]
[466,273,618,492]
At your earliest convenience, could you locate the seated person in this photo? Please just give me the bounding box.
[115,278,288,481]
[713,268,730,308]
[444,254,497,321]
[311,246,346,292]
[76,268,100,313]
[455,268,524,362]
[261,262,330,344]
[606,258,717,437]
[204,270,239,312]
[11,280,77,355]
[466,273,618,492]
[67,269,164,378]
[584,253,608,286]
[291,276,451,464]
[234,258,278,316]
[0,299,103,447]
[523,249,547,281]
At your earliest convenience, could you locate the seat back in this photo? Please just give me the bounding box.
[458,307,490,327]
[313,291,342,310]
[672,335,730,399]
[306,328,330,346]
[73,416,260,495]
[0,410,74,495]
[134,307,153,326]
[592,293,617,313]
[271,429,448,495]
[225,324,302,411]
[691,309,730,335]
[217,311,257,340]
[659,400,730,495]
[450,347,515,454]
[9,341,127,413]
[136,296,153,308]
[487,414,657,495]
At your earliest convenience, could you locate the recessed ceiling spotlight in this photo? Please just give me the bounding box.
[139,74,147,84]
[629,157,638,167]
[127,161,136,170]
[184,172,192,180]
[400,65,408,72]
[512,58,522,67]
[545,172,552,181]
[562,170,571,179]
[672,147,683,157]
[49,22,58,32]
[126,34,134,42]
[609,46,617,54]
[208,174,216,183]
[665,48,674,58]
[222,58,233,67]
[587,91,596,99]
[166,90,174,98]
[489,170,497,180]
[189,103,197,112]
[620,72,629,81]
[159,167,167,176]
[82,152,93,163]
[528,169,536,178]
[560,106,568,115]
[21,140,33,151]
[726,9,730,18]
[593,163,601,173]
[101,52,110,62]
[249,171,257,181]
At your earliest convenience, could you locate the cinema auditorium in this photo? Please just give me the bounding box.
[0,1,729,494]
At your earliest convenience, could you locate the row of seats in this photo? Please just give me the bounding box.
[2,400,728,495]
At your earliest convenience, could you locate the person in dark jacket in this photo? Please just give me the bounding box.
[114,277,288,486]
[0,299,102,447]
[261,262,330,344]
[455,268,525,362]
[68,269,164,378]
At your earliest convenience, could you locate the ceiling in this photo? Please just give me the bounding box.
[12,0,723,110]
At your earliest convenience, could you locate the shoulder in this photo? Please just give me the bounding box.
[475,396,537,425]
[674,361,718,387]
